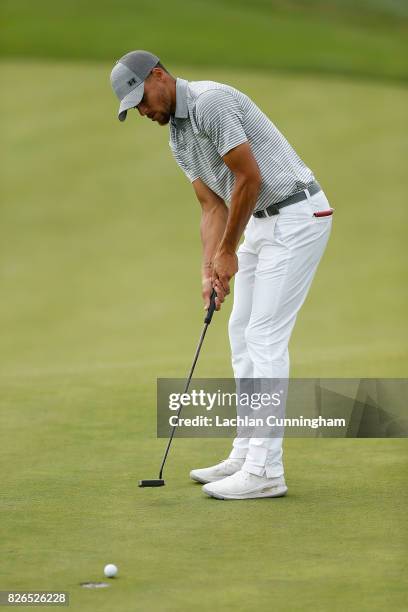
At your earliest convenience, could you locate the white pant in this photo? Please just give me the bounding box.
[228,188,333,477]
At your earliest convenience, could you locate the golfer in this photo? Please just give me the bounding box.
[110,50,333,500]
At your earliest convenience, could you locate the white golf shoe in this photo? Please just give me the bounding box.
[190,458,245,484]
[202,469,288,500]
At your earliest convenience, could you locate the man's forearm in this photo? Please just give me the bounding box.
[200,204,229,277]
[218,175,261,254]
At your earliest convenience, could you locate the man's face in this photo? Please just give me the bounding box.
[135,69,172,126]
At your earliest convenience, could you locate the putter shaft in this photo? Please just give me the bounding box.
[158,290,217,479]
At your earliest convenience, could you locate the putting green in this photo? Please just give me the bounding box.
[1,60,407,611]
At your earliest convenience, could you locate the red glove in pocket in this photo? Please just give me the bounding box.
[313,208,334,218]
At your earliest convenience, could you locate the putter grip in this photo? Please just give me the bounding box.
[204,289,217,324]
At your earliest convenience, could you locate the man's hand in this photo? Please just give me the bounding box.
[202,274,226,312]
[202,244,238,312]
[202,276,213,310]
[211,248,238,307]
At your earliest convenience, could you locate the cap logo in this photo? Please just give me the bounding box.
[127,77,136,86]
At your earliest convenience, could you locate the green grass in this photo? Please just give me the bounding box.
[1,0,408,82]
[1,60,407,610]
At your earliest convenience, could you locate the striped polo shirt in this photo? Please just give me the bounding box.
[169,78,315,213]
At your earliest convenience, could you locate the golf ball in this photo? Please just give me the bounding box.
[104,564,118,578]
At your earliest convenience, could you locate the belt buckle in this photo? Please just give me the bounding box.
[266,203,280,217]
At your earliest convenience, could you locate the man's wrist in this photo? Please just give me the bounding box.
[217,241,236,256]
[201,260,213,277]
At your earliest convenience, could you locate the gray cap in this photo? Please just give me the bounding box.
[110,50,160,121]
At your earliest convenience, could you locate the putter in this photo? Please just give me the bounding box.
[139,289,218,487]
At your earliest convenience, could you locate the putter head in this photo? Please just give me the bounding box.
[138,479,165,487]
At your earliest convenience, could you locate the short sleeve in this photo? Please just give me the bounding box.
[194,90,248,157]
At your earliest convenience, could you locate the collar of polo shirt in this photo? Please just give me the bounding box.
[174,78,189,119]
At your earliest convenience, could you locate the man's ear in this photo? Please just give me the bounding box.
[151,67,165,80]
